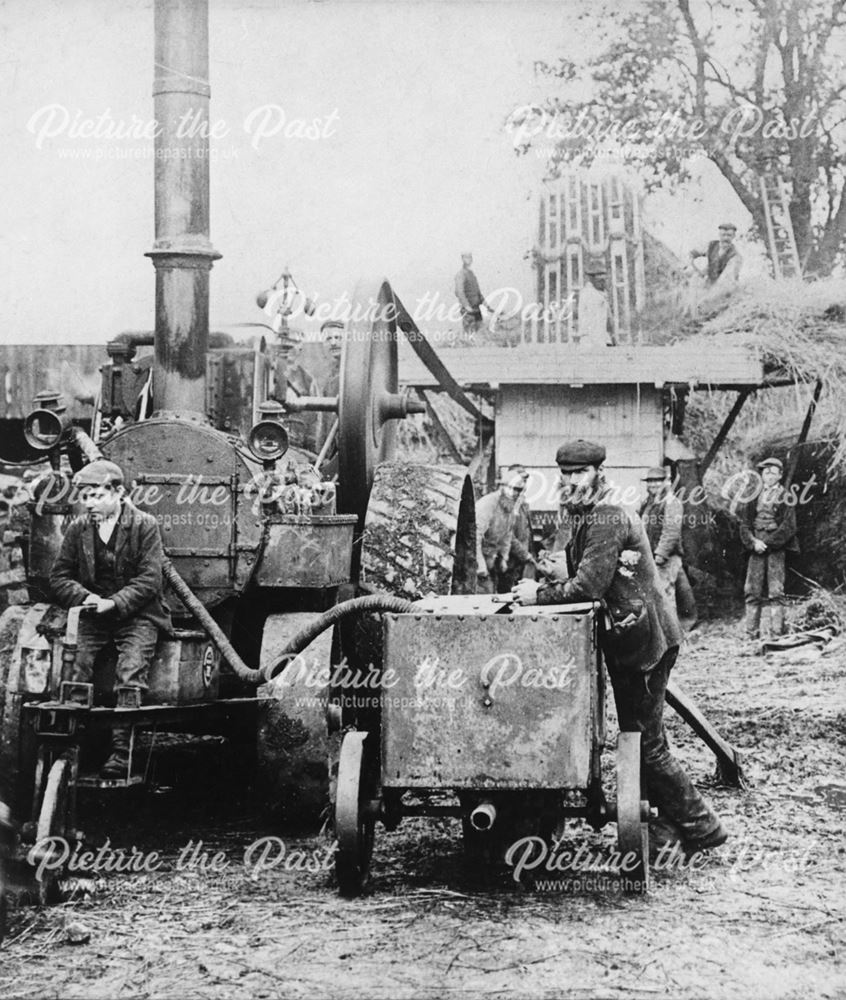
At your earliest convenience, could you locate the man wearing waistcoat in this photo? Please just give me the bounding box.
[512,440,727,858]
[51,459,171,777]
[737,456,798,640]
[690,222,742,287]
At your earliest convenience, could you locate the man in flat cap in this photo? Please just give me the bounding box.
[50,459,171,777]
[687,223,742,316]
[475,467,531,594]
[315,320,344,460]
[638,466,697,631]
[272,326,322,454]
[513,439,727,858]
[454,252,490,340]
[737,456,798,641]
[576,259,616,347]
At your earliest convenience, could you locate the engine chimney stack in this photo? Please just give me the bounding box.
[146,0,220,419]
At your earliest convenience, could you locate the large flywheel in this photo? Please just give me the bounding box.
[337,279,424,538]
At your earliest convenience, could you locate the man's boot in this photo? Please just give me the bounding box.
[744,602,761,640]
[100,725,131,778]
[770,603,785,637]
[648,814,685,867]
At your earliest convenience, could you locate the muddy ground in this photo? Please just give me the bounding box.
[1,611,844,1000]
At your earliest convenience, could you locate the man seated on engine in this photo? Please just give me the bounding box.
[50,459,171,777]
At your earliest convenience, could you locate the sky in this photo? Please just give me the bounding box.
[0,0,755,346]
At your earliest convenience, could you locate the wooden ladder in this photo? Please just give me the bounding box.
[760,173,802,279]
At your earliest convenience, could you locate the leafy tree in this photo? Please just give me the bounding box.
[511,0,846,275]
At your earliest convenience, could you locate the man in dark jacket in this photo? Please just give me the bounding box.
[454,252,489,338]
[51,459,171,776]
[513,440,726,857]
[737,456,798,639]
[638,467,697,631]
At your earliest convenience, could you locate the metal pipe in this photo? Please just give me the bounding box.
[67,428,103,464]
[284,395,340,413]
[469,801,497,831]
[145,0,220,419]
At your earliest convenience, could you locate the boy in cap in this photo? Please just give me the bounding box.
[513,439,727,857]
[638,466,697,630]
[737,456,798,640]
[50,459,171,776]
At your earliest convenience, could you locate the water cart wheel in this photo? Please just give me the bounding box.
[34,757,70,905]
[337,279,400,539]
[335,731,378,897]
[361,462,477,600]
[616,732,649,895]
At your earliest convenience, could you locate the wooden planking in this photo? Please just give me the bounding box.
[495,384,662,510]
[0,344,106,419]
[497,384,662,464]
[399,342,763,388]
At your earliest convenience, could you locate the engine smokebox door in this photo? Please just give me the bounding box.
[382,605,597,790]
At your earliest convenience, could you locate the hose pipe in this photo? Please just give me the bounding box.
[162,560,262,684]
[263,594,416,682]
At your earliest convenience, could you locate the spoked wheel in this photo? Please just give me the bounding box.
[615,732,649,894]
[335,731,379,897]
[337,280,426,555]
[34,757,71,905]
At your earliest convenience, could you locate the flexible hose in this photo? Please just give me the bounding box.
[162,560,262,683]
[163,562,416,687]
[262,594,416,682]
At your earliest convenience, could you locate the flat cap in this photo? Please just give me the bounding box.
[73,459,125,488]
[584,258,607,275]
[757,456,783,471]
[718,222,737,231]
[642,466,669,481]
[556,439,606,471]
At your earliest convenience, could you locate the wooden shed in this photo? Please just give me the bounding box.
[399,340,764,526]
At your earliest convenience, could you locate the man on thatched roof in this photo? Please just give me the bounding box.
[686,223,743,317]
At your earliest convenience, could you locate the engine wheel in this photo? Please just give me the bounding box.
[361,462,477,600]
[34,757,70,905]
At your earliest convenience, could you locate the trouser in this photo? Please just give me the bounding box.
[66,615,159,698]
[656,554,682,603]
[744,550,786,636]
[606,647,723,843]
[461,309,483,337]
[656,556,697,631]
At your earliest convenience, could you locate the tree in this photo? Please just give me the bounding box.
[511,0,846,276]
